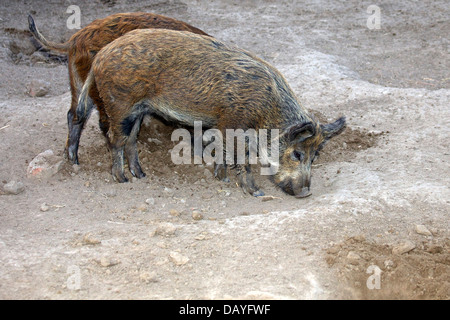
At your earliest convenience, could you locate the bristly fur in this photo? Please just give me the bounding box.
[79,28,346,197]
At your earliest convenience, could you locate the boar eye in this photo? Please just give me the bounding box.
[291,150,304,162]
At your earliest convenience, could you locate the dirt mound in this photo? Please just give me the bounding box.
[325,236,450,299]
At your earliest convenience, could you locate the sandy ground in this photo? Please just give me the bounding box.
[0,0,448,299]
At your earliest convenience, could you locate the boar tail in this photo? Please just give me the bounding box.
[28,15,70,53]
[76,69,95,123]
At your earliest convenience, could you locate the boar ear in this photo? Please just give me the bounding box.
[287,121,316,143]
[320,116,346,140]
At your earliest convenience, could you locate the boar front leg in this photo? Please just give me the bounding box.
[214,163,230,183]
[236,164,264,197]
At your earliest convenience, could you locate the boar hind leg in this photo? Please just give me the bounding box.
[111,144,128,183]
[66,109,82,164]
[236,164,264,197]
[98,106,110,141]
[66,99,92,165]
[123,114,146,179]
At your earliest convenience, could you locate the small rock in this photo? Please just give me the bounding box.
[154,222,177,237]
[415,225,432,236]
[192,210,203,220]
[260,195,278,202]
[194,232,210,241]
[145,197,155,205]
[2,180,25,195]
[104,189,117,198]
[27,150,63,180]
[384,259,395,269]
[82,233,101,245]
[100,256,119,267]
[163,187,173,193]
[201,193,213,200]
[169,209,180,217]
[139,271,157,283]
[27,80,50,97]
[326,245,341,255]
[136,203,147,212]
[30,51,49,64]
[169,251,189,266]
[427,245,443,254]
[392,240,415,255]
[346,251,361,265]
[40,203,50,212]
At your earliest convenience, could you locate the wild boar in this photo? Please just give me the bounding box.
[77,29,346,197]
[28,12,208,164]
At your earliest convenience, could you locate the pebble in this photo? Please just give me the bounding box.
[2,180,24,195]
[139,271,157,283]
[100,256,119,268]
[415,225,432,236]
[260,195,277,202]
[154,222,177,237]
[82,233,101,245]
[136,203,147,212]
[27,150,63,180]
[346,251,361,265]
[145,197,155,205]
[163,187,173,193]
[40,203,50,212]
[384,259,395,269]
[30,51,49,64]
[192,210,203,220]
[169,251,189,266]
[392,240,415,255]
[169,209,180,217]
[26,80,50,97]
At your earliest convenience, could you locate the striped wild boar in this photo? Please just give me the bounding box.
[77,29,346,198]
[28,12,208,164]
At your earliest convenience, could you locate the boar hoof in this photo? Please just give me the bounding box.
[252,190,265,197]
[65,146,79,165]
[130,166,146,179]
[112,171,129,183]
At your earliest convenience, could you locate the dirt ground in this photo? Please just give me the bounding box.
[0,0,448,300]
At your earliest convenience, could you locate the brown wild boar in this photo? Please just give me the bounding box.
[77,29,346,198]
[28,12,209,164]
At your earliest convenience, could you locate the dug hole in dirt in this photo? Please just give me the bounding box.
[0,0,449,299]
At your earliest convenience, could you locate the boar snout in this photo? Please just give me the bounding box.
[294,177,312,198]
[292,171,312,198]
[295,187,312,198]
